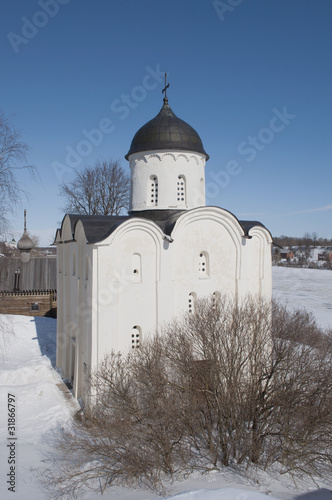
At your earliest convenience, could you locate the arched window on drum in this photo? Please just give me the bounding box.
[149,175,158,206]
[177,175,186,206]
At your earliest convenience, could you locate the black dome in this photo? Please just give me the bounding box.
[125,98,209,160]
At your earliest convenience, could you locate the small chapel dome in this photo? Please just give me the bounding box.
[17,210,34,262]
[17,231,34,252]
[125,97,209,160]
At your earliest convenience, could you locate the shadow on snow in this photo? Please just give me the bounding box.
[32,316,57,368]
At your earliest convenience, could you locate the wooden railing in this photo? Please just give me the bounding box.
[0,289,57,300]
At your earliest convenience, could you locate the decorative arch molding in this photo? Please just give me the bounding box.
[132,151,205,166]
[189,154,200,166]
[98,218,164,281]
[247,225,273,245]
[134,155,149,164]
[161,152,177,162]
[146,153,163,162]
[177,153,190,162]
[172,207,244,280]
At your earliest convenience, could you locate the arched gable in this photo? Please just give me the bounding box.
[96,218,164,281]
[74,220,89,245]
[58,214,75,243]
[54,228,62,244]
[246,226,272,280]
[247,225,273,245]
[171,207,244,280]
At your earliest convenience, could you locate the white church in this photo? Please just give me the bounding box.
[55,88,273,402]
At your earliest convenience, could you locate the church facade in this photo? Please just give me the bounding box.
[55,93,273,401]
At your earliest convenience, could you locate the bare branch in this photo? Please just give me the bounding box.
[0,110,35,231]
[59,159,130,216]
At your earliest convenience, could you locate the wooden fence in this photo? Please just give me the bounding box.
[0,289,57,317]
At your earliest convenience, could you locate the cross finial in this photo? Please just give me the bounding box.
[162,72,170,100]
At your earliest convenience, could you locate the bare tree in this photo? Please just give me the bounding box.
[59,159,130,216]
[303,232,312,261]
[0,110,34,231]
[311,232,318,248]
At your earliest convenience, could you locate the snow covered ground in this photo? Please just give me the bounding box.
[0,267,331,500]
[272,266,332,329]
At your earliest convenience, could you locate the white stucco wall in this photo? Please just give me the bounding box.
[129,150,206,211]
[55,216,94,400]
[56,207,272,403]
[87,207,272,365]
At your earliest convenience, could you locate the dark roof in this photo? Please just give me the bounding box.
[78,215,129,244]
[128,209,187,234]
[125,97,209,160]
[60,213,183,244]
[58,210,272,245]
[65,215,129,244]
[239,220,268,237]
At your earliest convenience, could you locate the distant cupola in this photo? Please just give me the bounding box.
[126,75,209,212]
[17,209,34,263]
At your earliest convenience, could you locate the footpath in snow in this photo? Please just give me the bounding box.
[0,315,78,500]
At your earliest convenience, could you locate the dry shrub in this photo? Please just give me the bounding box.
[42,295,332,498]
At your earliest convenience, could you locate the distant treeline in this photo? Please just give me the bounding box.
[274,232,332,248]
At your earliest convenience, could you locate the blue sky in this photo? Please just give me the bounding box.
[1,0,332,245]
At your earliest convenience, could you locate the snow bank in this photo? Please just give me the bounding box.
[0,315,77,500]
